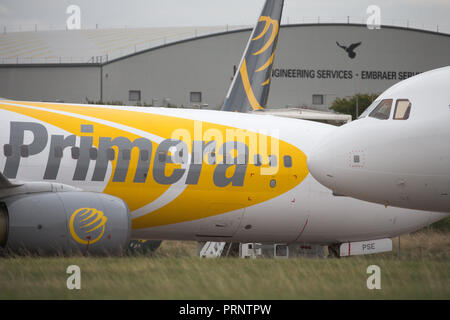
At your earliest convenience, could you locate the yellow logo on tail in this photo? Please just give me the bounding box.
[241,16,280,110]
[252,16,279,56]
[69,208,108,245]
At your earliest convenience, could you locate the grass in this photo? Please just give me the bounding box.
[429,215,450,232]
[0,232,448,300]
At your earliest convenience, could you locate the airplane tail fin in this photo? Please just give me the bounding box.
[221,0,284,113]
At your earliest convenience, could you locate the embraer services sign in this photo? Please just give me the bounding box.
[272,68,422,81]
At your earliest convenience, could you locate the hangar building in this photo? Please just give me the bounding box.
[1,23,449,110]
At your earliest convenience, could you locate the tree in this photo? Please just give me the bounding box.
[331,93,379,120]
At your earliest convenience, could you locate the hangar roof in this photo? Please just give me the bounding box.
[0,24,448,65]
[0,26,247,64]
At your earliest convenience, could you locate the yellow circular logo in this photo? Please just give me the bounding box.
[69,208,108,245]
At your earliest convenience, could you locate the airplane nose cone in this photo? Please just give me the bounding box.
[307,144,336,191]
[307,150,322,179]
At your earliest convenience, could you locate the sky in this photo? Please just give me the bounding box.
[0,0,449,33]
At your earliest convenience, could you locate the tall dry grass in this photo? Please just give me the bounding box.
[0,231,448,300]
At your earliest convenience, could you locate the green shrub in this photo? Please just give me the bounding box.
[430,215,450,232]
[331,93,379,119]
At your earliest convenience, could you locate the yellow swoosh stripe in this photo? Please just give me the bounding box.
[261,78,271,86]
[255,53,274,73]
[240,59,264,111]
[253,16,279,56]
[252,17,271,41]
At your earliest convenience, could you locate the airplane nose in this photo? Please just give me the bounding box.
[307,151,322,179]
[307,143,336,191]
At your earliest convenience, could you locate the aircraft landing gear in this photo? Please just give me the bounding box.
[128,240,162,255]
[328,243,341,258]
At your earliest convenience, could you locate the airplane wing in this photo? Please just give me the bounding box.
[0,172,20,189]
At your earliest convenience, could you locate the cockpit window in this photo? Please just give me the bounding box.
[393,99,411,120]
[358,99,380,119]
[369,99,393,120]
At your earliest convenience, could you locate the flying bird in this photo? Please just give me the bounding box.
[336,41,362,59]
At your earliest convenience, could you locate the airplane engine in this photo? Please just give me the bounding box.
[0,192,131,255]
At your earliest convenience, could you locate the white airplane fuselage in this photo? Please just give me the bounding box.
[0,100,445,245]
